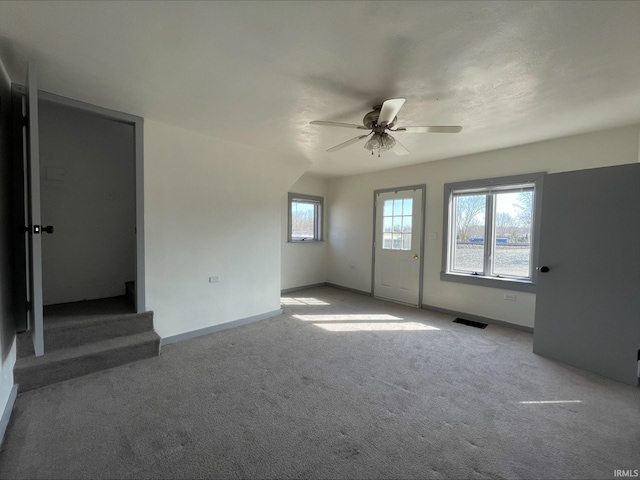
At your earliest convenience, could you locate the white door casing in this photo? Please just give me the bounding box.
[373,186,425,306]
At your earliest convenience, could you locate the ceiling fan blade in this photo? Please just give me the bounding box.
[377,98,406,126]
[394,126,463,133]
[310,121,369,130]
[392,136,409,156]
[326,134,371,152]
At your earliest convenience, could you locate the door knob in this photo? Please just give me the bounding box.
[413,254,419,259]
[42,225,54,234]
[537,266,550,273]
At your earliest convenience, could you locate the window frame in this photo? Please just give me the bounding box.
[440,172,545,293]
[288,192,324,243]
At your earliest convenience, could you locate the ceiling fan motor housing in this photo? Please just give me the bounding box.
[363,107,396,130]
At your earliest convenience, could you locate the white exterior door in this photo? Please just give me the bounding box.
[373,187,424,306]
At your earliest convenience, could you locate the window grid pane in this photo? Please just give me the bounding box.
[491,191,533,278]
[382,198,413,250]
[451,194,486,274]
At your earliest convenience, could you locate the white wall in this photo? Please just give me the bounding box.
[0,56,16,432]
[39,101,136,305]
[327,124,640,329]
[281,174,329,291]
[144,120,309,339]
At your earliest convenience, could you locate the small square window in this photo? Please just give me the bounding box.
[288,193,323,242]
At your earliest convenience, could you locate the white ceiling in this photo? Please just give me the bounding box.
[1,1,639,178]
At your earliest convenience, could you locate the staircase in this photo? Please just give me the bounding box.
[15,295,160,392]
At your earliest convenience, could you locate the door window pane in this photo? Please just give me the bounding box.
[383,200,393,216]
[393,199,403,215]
[383,233,392,249]
[403,198,413,215]
[402,216,412,233]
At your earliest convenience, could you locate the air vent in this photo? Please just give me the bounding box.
[453,318,488,329]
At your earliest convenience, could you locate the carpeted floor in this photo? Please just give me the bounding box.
[1,286,638,479]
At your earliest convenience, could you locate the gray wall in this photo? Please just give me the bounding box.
[39,100,135,305]
[0,58,16,418]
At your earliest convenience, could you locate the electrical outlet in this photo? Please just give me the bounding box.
[209,276,220,283]
[504,293,517,301]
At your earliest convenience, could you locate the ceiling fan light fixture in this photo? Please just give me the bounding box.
[364,133,396,154]
[309,98,462,156]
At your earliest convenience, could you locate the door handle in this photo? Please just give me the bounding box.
[34,225,54,234]
[537,266,550,273]
[413,254,419,259]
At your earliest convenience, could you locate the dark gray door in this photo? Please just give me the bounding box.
[533,163,640,385]
[10,86,28,332]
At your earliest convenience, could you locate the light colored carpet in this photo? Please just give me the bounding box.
[1,286,638,479]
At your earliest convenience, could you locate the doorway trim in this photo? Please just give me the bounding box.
[15,86,146,313]
[371,184,426,306]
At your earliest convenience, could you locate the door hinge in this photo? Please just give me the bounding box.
[26,301,32,312]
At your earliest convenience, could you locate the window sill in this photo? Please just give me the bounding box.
[440,271,536,293]
[288,240,324,244]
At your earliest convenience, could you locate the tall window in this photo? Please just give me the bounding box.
[442,173,544,291]
[288,193,323,242]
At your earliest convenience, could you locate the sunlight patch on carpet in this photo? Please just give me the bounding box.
[519,400,583,404]
[293,314,403,321]
[312,322,441,332]
[292,314,440,332]
[281,297,331,306]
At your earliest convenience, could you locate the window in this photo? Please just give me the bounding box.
[441,173,544,292]
[288,193,323,242]
[382,197,413,250]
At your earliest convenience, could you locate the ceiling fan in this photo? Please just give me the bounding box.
[309,98,462,157]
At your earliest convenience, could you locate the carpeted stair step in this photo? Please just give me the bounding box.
[14,330,161,392]
[43,311,154,352]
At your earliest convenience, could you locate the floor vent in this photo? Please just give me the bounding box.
[453,318,488,329]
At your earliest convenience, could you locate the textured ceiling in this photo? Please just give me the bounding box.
[1,1,639,177]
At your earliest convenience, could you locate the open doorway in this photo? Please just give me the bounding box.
[39,99,136,316]
[12,82,146,358]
